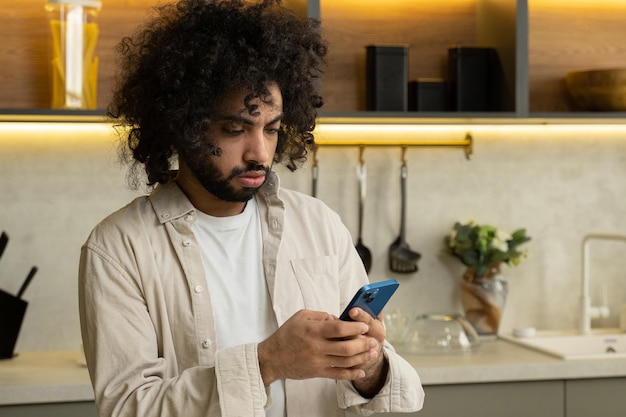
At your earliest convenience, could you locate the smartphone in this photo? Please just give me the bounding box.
[339,279,399,321]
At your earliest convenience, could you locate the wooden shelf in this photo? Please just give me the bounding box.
[2,1,625,123]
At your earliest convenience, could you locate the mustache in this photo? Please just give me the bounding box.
[227,163,270,180]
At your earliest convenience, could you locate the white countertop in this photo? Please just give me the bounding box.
[2,339,626,406]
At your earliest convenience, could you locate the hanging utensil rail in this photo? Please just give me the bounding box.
[315,132,473,160]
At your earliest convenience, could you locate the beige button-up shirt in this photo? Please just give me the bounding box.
[79,172,424,417]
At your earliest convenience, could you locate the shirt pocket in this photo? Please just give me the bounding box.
[290,255,340,315]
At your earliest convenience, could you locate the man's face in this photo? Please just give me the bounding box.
[179,83,283,204]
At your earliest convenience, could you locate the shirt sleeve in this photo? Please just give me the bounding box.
[336,343,425,415]
[215,343,268,415]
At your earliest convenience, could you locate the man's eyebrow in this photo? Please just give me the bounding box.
[219,113,284,125]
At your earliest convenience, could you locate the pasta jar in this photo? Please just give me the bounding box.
[45,0,102,109]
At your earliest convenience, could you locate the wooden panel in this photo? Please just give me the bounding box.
[8,0,624,113]
[320,0,477,112]
[0,0,479,111]
[0,0,51,108]
[529,0,626,112]
[0,0,155,109]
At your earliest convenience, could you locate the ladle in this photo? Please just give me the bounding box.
[355,152,372,273]
[388,151,420,273]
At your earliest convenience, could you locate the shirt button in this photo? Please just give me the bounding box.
[194,285,203,294]
[182,240,192,247]
[184,214,194,222]
[160,213,171,219]
[201,339,212,349]
[271,220,279,230]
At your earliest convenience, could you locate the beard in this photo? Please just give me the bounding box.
[182,148,271,203]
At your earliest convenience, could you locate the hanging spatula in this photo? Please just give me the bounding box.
[388,159,420,273]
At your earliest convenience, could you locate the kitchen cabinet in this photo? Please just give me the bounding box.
[566,377,626,417]
[350,380,564,417]
[1,0,625,122]
[412,380,563,417]
[0,402,97,417]
[351,377,626,417]
[319,0,626,120]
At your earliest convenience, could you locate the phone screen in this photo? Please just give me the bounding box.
[339,279,399,321]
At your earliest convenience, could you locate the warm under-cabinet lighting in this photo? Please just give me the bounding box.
[2,114,626,152]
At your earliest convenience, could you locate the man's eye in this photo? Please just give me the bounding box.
[224,128,243,135]
[266,125,281,134]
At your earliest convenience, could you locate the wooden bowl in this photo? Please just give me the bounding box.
[565,69,626,111]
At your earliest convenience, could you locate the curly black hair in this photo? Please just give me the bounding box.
[108,0,327,187]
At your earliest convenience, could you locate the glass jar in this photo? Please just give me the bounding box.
[45,0,102,109]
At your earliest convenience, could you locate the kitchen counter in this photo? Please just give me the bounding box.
[0,350,93,406]
[404,337,626,385]
[2,339,626,405]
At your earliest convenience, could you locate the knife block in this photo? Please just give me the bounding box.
[0,289,27,359]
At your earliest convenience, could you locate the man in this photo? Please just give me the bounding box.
[78,0,424,416]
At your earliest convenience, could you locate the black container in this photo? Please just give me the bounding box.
[408,79,447,111]
[366,45,408,111]
[0,289,27,359]
[448,46,503,111]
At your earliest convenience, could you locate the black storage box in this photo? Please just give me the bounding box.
[366,45,408,111]
[448,46,503,111]
[408,79,447,111]
[0,289,27,359]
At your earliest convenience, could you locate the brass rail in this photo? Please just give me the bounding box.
[315,132,474,160]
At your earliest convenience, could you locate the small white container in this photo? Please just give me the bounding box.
[45,0,102,109]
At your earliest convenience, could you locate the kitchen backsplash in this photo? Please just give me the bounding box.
[1,124,626,352]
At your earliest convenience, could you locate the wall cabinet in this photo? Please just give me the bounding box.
[1,0,625,122]
[318,0,626,119]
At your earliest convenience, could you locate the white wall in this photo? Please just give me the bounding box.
[1,123,626,352]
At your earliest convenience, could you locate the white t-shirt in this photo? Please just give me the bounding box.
[192,197,285,416]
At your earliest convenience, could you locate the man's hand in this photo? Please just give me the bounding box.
[344,307,389,398]
[257,309,381,385]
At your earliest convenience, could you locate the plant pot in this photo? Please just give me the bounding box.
[460,275,508,335]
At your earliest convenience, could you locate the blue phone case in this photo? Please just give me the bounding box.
[340,279,399,321]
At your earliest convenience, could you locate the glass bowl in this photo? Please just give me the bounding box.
[397,313,480,354]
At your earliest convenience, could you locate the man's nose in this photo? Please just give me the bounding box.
[243,130,271,165]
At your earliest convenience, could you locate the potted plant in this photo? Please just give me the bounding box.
[444,220,531,335]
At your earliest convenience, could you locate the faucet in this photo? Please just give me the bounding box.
[580,233,626,334]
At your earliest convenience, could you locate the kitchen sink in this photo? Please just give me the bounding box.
[500,329,626,360]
